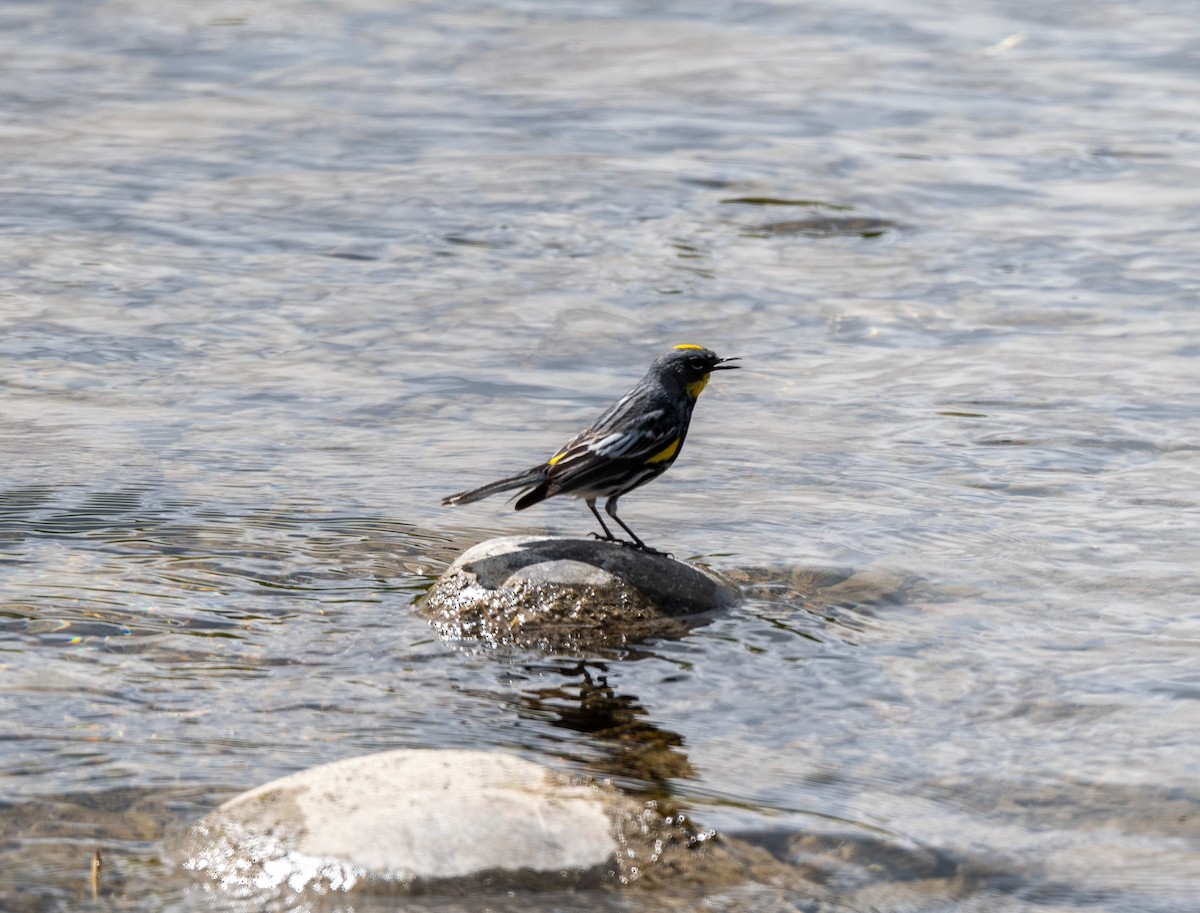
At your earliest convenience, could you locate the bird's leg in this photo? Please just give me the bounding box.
[604,497,670,555]
[586,499,619,542]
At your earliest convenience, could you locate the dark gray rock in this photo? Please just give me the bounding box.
[420,536,741,650]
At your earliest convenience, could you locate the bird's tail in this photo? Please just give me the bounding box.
[442,466,547,507]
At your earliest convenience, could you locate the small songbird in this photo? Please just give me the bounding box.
[442,344,739,549]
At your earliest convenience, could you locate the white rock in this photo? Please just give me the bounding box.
[181,749,620,896]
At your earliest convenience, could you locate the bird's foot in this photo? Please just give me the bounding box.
[623,539,672,558]
[589,531,671,557]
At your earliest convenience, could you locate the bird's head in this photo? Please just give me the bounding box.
[656,344,740,399]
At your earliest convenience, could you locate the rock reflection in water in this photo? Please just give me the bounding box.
[520,661,695,792]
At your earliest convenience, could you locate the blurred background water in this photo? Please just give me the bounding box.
[1,1,1198,911]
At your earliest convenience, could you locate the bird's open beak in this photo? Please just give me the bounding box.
[712,357,741,370]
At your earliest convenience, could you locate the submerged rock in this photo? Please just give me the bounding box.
[177,748,817,904]
[420,536,741,650]
[742,216,899,238]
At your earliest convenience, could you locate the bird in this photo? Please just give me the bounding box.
[442,344,739,550]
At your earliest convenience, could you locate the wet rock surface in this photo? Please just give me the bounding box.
[180,750,617,896]
[176,748,826,905]
[420,536,741,650]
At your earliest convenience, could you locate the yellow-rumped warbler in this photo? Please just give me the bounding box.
[442,344,739,549]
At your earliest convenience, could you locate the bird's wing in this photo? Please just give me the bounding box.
[546,406,683,480]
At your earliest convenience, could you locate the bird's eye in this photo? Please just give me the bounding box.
[688,356,706,370]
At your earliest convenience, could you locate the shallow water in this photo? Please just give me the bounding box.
[2,1,1198,911]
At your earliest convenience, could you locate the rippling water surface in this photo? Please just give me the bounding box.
[2,1,1198,911]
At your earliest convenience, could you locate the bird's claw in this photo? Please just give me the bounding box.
[589,531,670,558]
[621,539,672,558]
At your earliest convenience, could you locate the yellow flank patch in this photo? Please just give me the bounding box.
[548,451,566,466]
[685,375,709,398]
[647,437,681,463]
[673,343,705,351]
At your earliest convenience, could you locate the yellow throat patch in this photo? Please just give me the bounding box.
[674,344,710,398]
